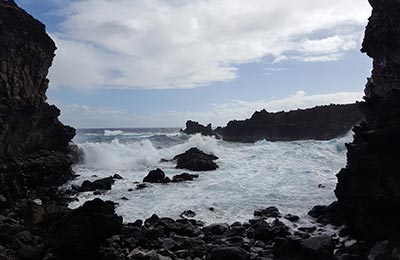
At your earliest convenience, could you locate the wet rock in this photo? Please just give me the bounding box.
[172,173,199,182]
[180,210,196,218]
[136,183,148,190]
[284,214,300,222]
[143,169,171,183]
[254,206,281,218]
[78,177,115,192]
[173,148,218,171]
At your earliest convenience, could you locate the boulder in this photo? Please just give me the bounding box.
[254,206,281,218]
[143,169,171,183]
[173,148,218,171]
[172,173,199,182]
[78,177,115,192]
[44,199,122,259]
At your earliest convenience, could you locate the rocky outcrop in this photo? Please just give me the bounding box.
[183,103,363,143]
[43,199,122,260]
[0,1,75,157]
[182,120,219,137]
[0,1,75,206]
[173,148,219,171]
[218,103,363,142]
[332,0,400,245]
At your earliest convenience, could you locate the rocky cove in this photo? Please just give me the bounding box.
[1,0,400,260]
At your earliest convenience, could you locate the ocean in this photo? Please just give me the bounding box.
[68,128,351,224]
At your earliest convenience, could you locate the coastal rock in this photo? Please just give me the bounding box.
[218,103,362,142]
[172,172,199,182]
[143,168,171,183]
[0,2,75,157]
[78,177,115,192]
[332,0,400,243]
[44,198,122,259]
[0,1,75,209]
[254,206,281,218]
[182,120,219,137]
[173,148,219,171]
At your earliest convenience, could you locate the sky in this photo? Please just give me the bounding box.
[16,0,372,128]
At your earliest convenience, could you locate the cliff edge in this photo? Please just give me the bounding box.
[333,0,400,246]
[0,0,75,209]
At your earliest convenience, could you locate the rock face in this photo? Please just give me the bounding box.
[219,104,363,142]
[0,1,75,157]
[334,0,400,243]
[0,1,75,206]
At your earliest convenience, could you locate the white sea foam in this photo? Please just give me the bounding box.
[104,130,125,136]
[70,130,352,224]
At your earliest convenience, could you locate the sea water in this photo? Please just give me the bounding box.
[68,128,351,224]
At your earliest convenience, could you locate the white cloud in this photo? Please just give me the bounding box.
[47,0,371,90]
[57,91,363,128]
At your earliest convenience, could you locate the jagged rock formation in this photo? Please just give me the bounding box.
[182,120,218,137]
[0,1,75,157]
[333,0,400,246]
[183,103,363,143]
[0,1,75,205]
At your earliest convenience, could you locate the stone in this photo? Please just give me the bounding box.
[44,199,122,259]
[143,169,170,183]
[172,173,199,182]
[173,148,218,171]
[180,210,196,218]
[254,206,281,218]
[284,214,300,222]
[78,177,115,192]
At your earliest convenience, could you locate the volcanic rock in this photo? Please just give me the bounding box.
[143,168,171,183]
[78,177,115,192]
[173,148,218,171]
[44,198,122,259]
[217,103,362,143]
[182,120,219,137]
[332,0,400,243]
[172,172,199,182]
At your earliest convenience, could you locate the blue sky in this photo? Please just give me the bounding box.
[16,0,372,128]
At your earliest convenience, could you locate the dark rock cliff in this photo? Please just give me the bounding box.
[183,103,363,142]
[333,0,400,244]
[0,1,75,206]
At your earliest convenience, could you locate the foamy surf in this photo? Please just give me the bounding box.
[69,128,352,224]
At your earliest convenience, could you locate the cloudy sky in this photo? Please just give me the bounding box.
[17,0,372,128]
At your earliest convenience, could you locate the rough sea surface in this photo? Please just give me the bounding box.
[68,128,351,224]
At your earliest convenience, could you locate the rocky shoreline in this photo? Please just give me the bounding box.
[1,0,400,259]
[182,103,363,143]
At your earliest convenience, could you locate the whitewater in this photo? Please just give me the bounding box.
[68,128,351,224]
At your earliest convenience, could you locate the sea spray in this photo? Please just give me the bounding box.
[70,128,351,223]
